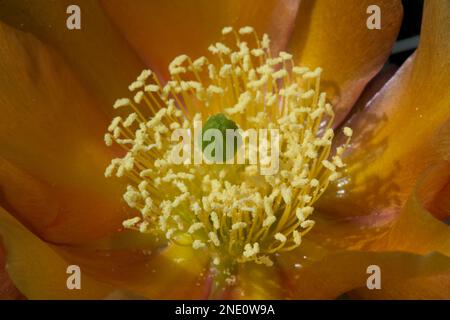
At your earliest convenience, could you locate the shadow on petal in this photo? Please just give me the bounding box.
[318,0,450,220]
[278,245,450,299]
[349,271,450,299]
[0,21,129,244]
[309,162,450,255]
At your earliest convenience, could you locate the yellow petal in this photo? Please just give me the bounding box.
[318,0,450,218]
[80,229,165,251]
[0,206,115,299]
[114,244,210,299]
[227,242,329,299]
[100,0,300,79]
[0,21,127,244]
[0,0,145,113]
[278,245,450,299]
[288,0,403,124]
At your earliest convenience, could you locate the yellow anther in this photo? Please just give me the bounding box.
[222,26,233,35]
[239,26,254,34]
[344,127,353,137]
[113,98,130,109]
[275,233,287,243]
[123,217,140,228]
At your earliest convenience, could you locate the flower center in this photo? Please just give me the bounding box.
[104,26,352,269]
[201,113,240,162]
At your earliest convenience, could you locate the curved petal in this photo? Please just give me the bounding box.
[0,0,145,113]
[346,64,399,119]
[100,0,300,79]
[368,166,450,256]
[309,162,450,255]
[277,245,450,299]
[349,271,450,299]
[318,0,450,218]
[288,0,403,125]
[0,206,115,299]
[1,205,210,299]
[289,160,450,304]
[56,243,210,299]
[0,21,128,244]
[419,160,450,221]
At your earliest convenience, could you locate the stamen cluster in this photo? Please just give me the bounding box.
[104,26,352,267]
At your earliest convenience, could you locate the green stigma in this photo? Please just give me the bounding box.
[201,113,241,162]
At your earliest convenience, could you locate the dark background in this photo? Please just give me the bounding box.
[389,0,424,65]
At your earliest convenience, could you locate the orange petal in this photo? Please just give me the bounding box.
[318,0,450,218]
[349,271,450,299]
[227,261,285,299]
[368,164,450,256]
[310,162,450,255]
[347,64,399,118]
[418,162,450,220]
[0,21,128,244]
[0,0,145,113]
[278,245,450,299]
[107,244,210,299]
[0,206,115,299]
[100,0,300,79]
[57,243,210,299]
[288,0,403,124]
[1,205,210,299]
